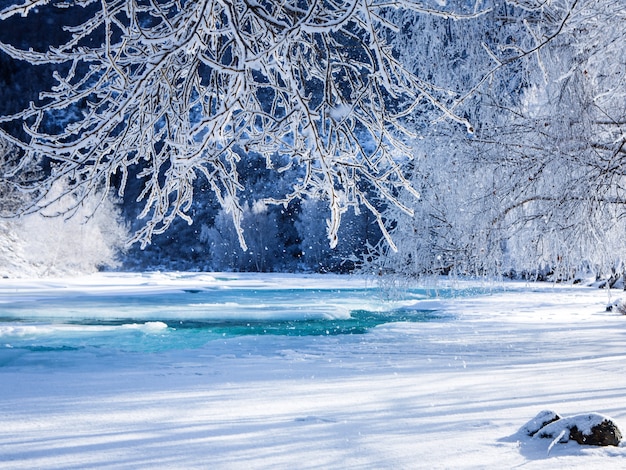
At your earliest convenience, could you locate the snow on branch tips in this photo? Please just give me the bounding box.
[0,0,490,249]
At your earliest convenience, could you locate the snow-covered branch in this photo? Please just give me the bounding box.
[0,0,492,249]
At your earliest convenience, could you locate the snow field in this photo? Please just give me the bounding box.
[1,274,626,468]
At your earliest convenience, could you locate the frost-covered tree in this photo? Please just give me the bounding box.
[0,0,495,253]
[0,136,39,214]
[367,0,626,281]
[296,197,378,272]
[14,181,128,276]
[201,200,281,271]
[467,0,626,280]
[0,138,128,276]
[296,199,334,270]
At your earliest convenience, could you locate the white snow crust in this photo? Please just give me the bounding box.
[1,273,625,469]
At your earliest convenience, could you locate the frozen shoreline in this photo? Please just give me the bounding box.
[1,273,625,468]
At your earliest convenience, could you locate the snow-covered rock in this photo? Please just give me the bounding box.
[520,410,561,437]
[606,297,626,315]
[530,412,622,447]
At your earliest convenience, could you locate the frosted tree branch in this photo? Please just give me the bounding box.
[0,0,504,249]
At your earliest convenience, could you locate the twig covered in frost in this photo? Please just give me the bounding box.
[0,0,489,249]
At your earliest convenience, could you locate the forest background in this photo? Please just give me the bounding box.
[0,0,624,280]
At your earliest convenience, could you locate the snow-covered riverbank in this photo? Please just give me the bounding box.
[1,273,625,468]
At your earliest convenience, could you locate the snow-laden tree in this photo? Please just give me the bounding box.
[469,0,626,280]
[296,197,376,271]
[11,181,129,276]
[201,200,281,271]
[0,0,492,252]
[366,0,626,281]
[0,136,39,214]
[362,132,508,277]
[0,138,128,276]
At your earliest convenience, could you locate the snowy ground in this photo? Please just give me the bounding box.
[1,273,626,469]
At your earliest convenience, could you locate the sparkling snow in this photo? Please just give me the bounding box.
[1,273,625,469]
